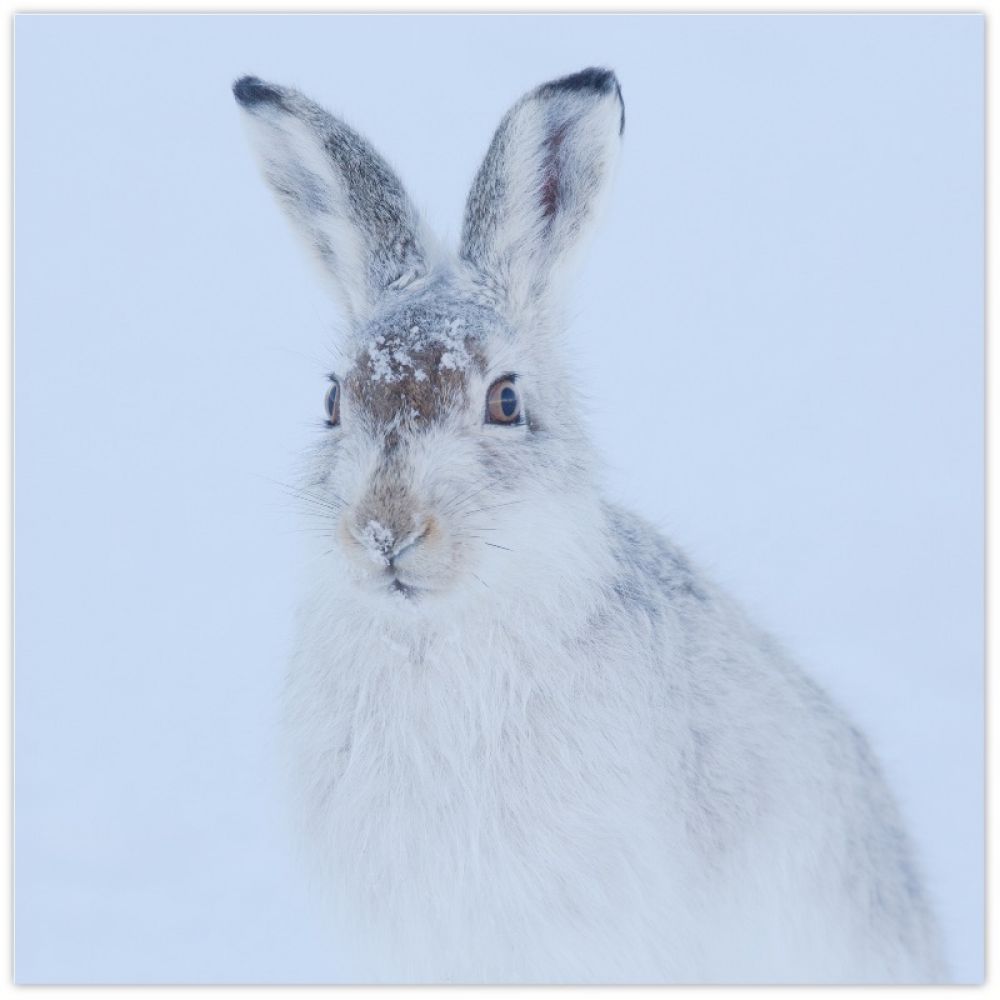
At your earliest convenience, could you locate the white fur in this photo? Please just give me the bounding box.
[236,69,945,984]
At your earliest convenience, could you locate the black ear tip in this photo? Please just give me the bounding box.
[541,67,625,135]
[232,75,283,108]
[557,66,619,95]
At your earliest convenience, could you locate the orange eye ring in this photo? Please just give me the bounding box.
[324,379,341,426]
[486,377,521,425]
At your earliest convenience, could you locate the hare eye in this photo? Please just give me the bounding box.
[486,377,521,425]
[324,379,341,426]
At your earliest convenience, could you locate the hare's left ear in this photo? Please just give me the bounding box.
[459,68,624,317]
[233,76,431,328]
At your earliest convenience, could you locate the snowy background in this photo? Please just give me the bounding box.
[15,14,983,984]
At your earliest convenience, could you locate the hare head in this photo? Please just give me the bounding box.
[235,70,624,610]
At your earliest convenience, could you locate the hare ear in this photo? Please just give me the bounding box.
[459,68,624,317]
[233,76,431,328]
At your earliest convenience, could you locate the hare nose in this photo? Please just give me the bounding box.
[353,517,432,566]
[390,520,433,564]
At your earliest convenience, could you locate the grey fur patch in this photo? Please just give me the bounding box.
[605,503,710,614]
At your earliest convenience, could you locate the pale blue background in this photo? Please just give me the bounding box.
[15,14,984,983]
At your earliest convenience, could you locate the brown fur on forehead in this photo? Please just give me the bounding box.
[344,301,491,430]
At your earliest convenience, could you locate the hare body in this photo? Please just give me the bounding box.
[235,69,944,983]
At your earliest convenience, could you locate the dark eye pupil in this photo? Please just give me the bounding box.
[325,382,340,425]
[500,386,517,417]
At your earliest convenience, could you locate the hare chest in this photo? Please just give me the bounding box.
[288,620,695,982]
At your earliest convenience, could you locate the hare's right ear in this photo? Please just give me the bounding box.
[233,76,431,328]
[460,68,624,318]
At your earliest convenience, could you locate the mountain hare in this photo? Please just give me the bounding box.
[234,68,944,984]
